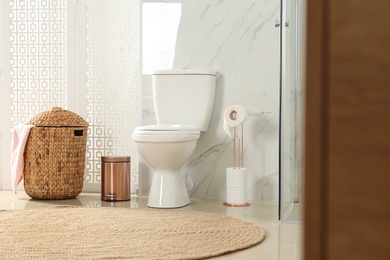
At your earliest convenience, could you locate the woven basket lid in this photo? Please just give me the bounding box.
[28,107,89,127]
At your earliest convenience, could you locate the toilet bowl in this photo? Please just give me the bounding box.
[132,125,200,208]
[132,69,216,208]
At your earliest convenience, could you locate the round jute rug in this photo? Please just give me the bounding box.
[0,206,265,260]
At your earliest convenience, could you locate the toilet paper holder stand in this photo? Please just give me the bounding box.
[230,110,244,169]
[224,110,250,207]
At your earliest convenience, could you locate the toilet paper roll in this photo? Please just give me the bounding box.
[226,167,248,205]
[223,105,248,137]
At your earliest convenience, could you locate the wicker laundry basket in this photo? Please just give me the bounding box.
[24,107,89,199]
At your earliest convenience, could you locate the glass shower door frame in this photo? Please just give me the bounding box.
[279,0,302,222]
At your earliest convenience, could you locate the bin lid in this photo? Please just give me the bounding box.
[28,107,89,127]
[102,156,131,163]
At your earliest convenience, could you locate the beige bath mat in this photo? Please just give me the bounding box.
[0,206,265,259]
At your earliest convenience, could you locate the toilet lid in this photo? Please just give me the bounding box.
[133,124,200,135]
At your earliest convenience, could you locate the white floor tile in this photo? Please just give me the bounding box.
[0,191,302,259]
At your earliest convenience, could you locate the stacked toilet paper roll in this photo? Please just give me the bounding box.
[225,167,249,205]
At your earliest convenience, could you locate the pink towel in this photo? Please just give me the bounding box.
[10,124,34,193]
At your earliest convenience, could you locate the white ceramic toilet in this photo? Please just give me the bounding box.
[132,69,216,208]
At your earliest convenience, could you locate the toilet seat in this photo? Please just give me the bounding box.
[132,124,200,142]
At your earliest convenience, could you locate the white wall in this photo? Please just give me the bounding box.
[141,0,280,201]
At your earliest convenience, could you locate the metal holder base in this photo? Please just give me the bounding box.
[223,202,251,207]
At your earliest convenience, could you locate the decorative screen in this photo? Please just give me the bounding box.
[9,0,67,125]
[85,0,139,186]
[6,0,139,192]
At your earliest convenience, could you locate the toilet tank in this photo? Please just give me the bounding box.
[153,69,216,131]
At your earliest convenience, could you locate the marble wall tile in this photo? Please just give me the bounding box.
[141,0,280,201]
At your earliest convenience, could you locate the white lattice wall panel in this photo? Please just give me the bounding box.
[9,0,68,126]
[85,0,139,184]
[4,0,140,192]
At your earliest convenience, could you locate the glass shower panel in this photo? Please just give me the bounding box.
[279,0,304,222]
